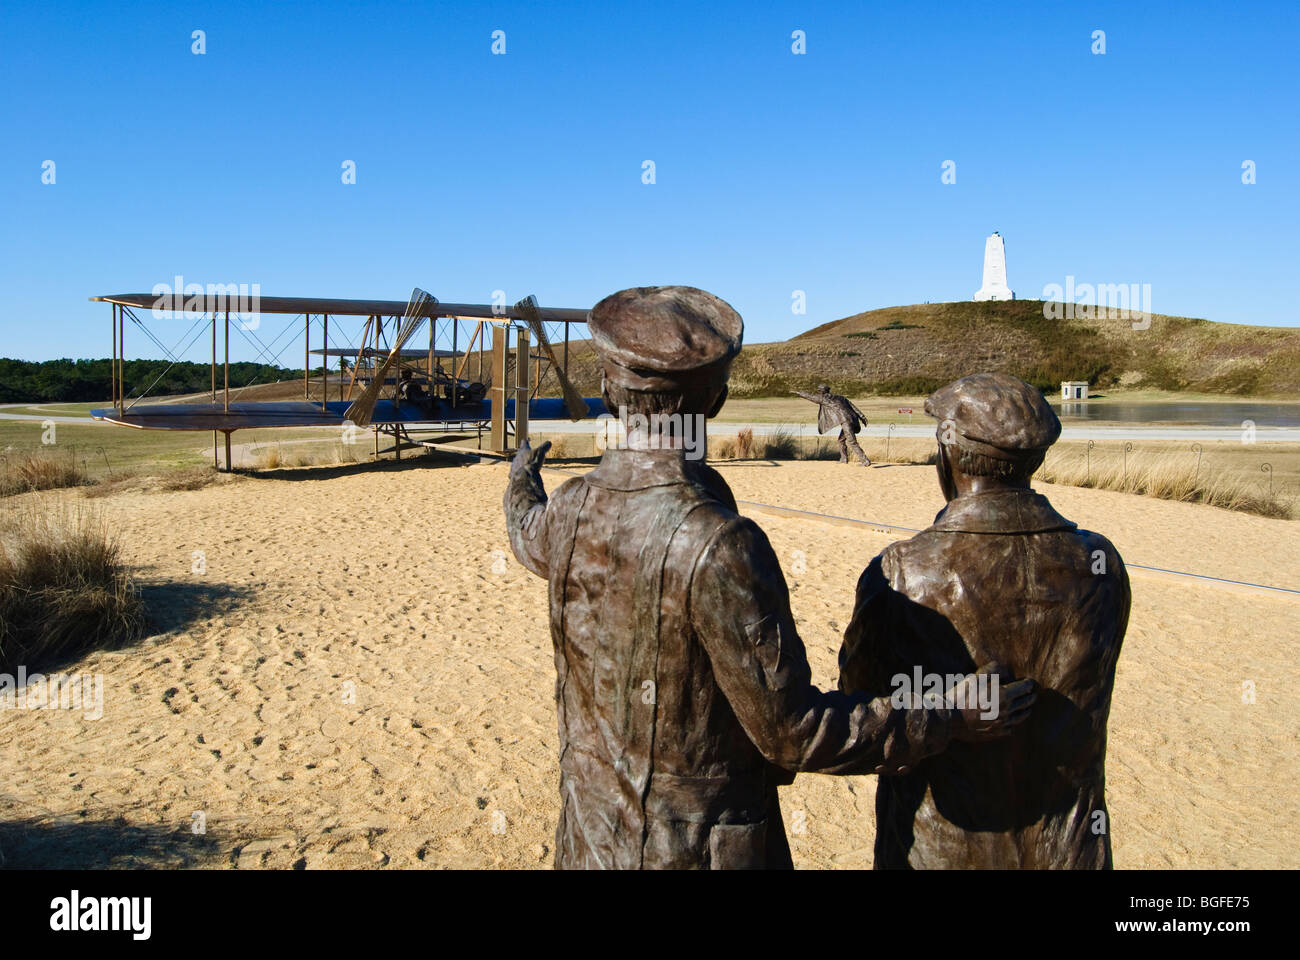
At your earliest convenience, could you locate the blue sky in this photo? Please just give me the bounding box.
[2,0,1297,362]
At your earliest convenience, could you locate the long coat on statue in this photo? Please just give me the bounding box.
[505,446,956,869]
[839,488,1129,869]
[794,390,868,435]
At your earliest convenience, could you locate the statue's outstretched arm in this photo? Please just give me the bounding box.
[503,440,552,578]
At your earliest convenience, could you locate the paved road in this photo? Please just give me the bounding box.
[0,404,103,425]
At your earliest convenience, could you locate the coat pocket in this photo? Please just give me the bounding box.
[708,820,769,869]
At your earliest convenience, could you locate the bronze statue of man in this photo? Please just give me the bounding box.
[839,372,1130,869]
[504,287,1035,869]
[793,385,871,465]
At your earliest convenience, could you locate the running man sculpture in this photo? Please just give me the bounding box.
[794,385,871,465]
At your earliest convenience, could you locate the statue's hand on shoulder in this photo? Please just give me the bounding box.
[948,662,1036,743]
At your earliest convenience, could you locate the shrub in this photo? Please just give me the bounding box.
[0,453,88,498]
[159,467,218,491]
[0,501,144,672]
[254,444,282,469]
[711,438,737,460]
[762,426,798,460]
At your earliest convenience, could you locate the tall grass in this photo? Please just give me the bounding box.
[253,443,282,469]
[762,426,798,460]
[0,452,88,498]
[1037,449,1294,519]
[0,500,144,672]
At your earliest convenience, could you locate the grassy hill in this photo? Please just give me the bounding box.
[717,301,1300,399]
[531,301,1300,400]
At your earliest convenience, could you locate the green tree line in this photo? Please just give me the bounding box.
[0,358,313,403]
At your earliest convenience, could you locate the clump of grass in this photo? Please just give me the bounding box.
[762,426,798,460]
[159,467,218,491]
[1037,450,1295,519]
[735,428,756,459]
[710,437,737,460]
[82,473,141,499]
[0,453,88,498]
[254,444,282,469]
[0,500,144,672]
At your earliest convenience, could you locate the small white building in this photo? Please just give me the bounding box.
[1061,380,1089,400]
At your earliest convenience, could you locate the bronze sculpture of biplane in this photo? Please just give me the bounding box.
[88,290,604,467]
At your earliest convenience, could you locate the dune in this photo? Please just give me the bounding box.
[0,457,1294,868]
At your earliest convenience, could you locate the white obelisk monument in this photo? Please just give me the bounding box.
[973,231,1014,301]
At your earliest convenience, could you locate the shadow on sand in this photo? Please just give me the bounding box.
[0,814,225,869]
[137,580,256,639]
[4,581,255,678]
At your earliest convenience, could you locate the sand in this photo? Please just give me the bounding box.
[0,455,1296,869]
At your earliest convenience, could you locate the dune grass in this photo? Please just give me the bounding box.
[0,499,144,672]
[0,451,89,497]
[1037,448,1294,519]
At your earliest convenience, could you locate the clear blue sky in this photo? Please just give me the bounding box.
[2,0,1297,362]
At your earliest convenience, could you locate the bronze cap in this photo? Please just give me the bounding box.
[589,286,743,392]
[925,372,1061,461]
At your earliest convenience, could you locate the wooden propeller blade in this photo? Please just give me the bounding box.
[344,288,434,427]
[515,295,588,421]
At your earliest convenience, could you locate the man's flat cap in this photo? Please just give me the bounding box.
[589,286,743,392]
[925,372,1061,460]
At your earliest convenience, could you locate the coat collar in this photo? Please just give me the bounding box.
[930,488,1077,535]
[585,447,709,492]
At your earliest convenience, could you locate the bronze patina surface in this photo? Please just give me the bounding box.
[839,372,1130,869]
[505,290,1034,869]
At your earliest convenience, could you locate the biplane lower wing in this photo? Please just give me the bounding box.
[90,398,606,431]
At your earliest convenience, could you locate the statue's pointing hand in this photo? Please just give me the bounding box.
[506,440,552,543]
[511,438,551,477]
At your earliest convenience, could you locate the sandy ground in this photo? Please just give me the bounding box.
[0,455,1296,869]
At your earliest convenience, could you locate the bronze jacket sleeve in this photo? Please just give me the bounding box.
[503,459,552,579]
[838,555,899,697]
[688,515,954,775]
